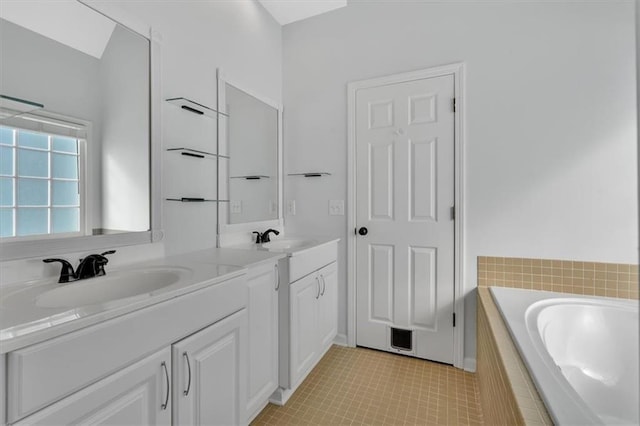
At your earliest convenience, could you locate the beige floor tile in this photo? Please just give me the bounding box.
[252,346,483,426]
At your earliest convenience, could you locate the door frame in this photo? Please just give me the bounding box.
[346,63,466,369]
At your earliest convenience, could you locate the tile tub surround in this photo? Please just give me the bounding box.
[478,256,639,299]
[477,288,552,425]
[476,256,639,425]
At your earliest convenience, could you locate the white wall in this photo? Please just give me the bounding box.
[116,0,282,256]
[282,1,638,364]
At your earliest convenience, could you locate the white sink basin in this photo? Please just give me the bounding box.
[36,267,192,308]
[261,239,317,251]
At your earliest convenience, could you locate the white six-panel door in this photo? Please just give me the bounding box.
[355,74,455,364]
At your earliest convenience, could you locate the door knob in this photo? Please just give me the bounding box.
[358,227,368,236]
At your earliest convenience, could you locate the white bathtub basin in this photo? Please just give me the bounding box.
[491,287,639,425]
[36,267,192,308]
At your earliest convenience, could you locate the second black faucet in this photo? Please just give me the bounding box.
[252,229,280,244]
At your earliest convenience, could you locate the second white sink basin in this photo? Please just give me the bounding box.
[261,239,317,251]
[36,267,192,308]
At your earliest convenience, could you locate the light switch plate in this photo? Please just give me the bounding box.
[329,199,344,216]
[230,200,242,214]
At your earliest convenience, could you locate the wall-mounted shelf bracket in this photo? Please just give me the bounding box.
[166,198,230,203]
[166,147,229,159]
[0,94,44,119]
[230,175,271,180]
[165,97,228,118]
[288,172,332,178]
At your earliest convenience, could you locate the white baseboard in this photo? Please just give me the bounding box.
[464,357,476,372]
[269,387,294,406]
[333,333,348,346]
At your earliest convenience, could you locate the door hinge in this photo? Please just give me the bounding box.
[453,313,456,327]
[452,97,456,113]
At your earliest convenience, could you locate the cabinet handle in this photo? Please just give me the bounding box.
[161,361,170,410]
[315,277,320,299]
[183,352,192,396]
[274,264,280,291]
[320,274,326,296]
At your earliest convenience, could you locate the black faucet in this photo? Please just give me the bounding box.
[43,250,116,283]
[42,258,76,283]
[261,229,280,243]
[252,229,280,244]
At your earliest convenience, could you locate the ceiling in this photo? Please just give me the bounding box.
[257,0,347,25]
[0,0,115,59]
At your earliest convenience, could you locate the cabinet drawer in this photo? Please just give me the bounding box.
[13,348,172,426]
[7,274,246,423]
[289,241,338,283]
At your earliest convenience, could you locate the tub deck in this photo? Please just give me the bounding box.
[477,288,552,425]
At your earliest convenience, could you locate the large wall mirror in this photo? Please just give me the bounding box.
[217,71,282,237]
[0,0,161,260]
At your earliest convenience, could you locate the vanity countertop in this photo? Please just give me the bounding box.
[175,247,287,267]
[0,248,285,354]
[229,236,340,256]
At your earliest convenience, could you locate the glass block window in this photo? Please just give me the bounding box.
[0,126,83,238]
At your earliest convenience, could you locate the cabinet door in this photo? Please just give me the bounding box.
[318,262,339,351]
[246,262,279,419]
[289,272,321,387]
[173,309,247,426]
[14,348,171,425]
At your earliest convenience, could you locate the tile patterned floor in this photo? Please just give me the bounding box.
[252,345,483,425]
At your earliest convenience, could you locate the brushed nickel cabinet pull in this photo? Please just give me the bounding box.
[161,361,170,410]
[183,352,192,396]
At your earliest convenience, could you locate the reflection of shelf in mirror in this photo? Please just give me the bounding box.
[230,175,271,180]
[166,148,229,159]
[165,97,228,118]
[166,198,229,203]
[0,94,44,119]
[288,172,332,178]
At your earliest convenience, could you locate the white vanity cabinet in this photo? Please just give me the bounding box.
[317,262,338,351]
[14,348,172,425]
[289,261,338,388]
[270,239,339,405]
[172,309,247,426]
[4,271,249,426]
[290,270,321,383]
[245,260,280,421]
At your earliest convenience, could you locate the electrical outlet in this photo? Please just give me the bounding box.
[287,200,296,215]
[329,199,344,216]
[230,200,242,214]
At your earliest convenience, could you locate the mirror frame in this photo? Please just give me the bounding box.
[0,0,163,261]
[216,68,283,245]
